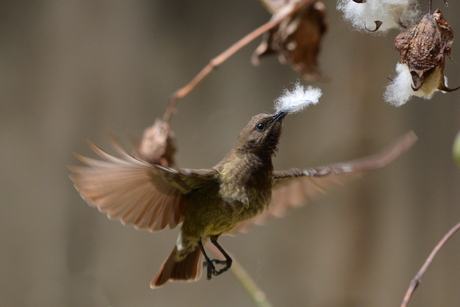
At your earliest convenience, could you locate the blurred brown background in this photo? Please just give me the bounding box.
[1,1,460,306]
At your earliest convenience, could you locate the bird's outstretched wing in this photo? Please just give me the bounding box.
[69,135,217,231]
[230,131,417,233]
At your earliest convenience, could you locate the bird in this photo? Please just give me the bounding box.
[69,84,417,288]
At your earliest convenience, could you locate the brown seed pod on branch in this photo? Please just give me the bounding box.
[252,0,327,81]
[385,8,459,106]
[395,9,457,93]
[132,119,178,167]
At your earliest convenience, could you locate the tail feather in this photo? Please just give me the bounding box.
[151,245,202,289]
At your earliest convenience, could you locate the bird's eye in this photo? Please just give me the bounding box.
[255,123,265,131]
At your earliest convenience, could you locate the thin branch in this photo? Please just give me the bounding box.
[209,244,273,307]
[400,222,460,307]
[162,0,314,125]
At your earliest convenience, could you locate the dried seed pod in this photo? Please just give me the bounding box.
[132,119,178,167]
[394,9,458,93]
[385,9,459,106]
[252,0,327,81]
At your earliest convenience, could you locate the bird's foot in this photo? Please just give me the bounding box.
[203,259,231,279]
[202,259,214,279]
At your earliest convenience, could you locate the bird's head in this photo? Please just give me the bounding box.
[234,82,322,157]
[235,111,287,156]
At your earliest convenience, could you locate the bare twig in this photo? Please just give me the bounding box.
[400,222,460,307]
[162,0,314,125]
[209,244,273,307]
[230,256,273,307]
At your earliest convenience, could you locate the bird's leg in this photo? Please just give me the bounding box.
[198,237,233,279]
[198,240,215,280]
[208,236,233,276]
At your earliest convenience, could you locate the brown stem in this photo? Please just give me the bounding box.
[161,0,314,126]
[400,222,460,307]
[209,244,273,307]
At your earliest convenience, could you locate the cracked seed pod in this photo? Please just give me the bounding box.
[395,9,458,93]
[252,0,327,81]
[385,9,459,106]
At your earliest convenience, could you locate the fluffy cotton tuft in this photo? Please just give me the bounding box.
[274,82,322,114]
[384,63,414,106]
[337,0,420,33]
[384,63,447,106]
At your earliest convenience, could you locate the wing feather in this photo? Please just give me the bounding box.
[69,136,217,231]
[231,131,417,234]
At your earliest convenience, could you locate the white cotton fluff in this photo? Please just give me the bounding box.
[384,63,447,106]
[274,82,322,114]
[384,63,414,106]
[337,0,420,33]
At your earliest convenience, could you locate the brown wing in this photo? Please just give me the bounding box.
[69,136,217,232]
[231,131,417,233]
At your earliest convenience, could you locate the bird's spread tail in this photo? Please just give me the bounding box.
[151,245,202,289]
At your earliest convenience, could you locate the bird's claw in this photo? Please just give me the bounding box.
[203,259,229,279]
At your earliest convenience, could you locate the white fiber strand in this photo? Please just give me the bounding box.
[384,63,446,106]
[337,0,420,33]
[274,82,322,114]
[384,63,414,106]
